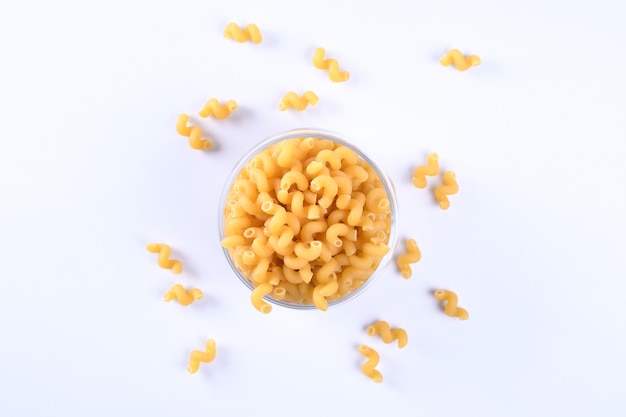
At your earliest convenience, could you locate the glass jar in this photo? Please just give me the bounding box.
[218,128,398,310]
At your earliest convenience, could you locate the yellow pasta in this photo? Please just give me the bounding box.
[440,49,481,71]
[434,289,469,320]
[223,22,262,44]
[313,47,350,82]
[251,283,273,314]
[187,339,217,374]
[325,223,350,248]
[279,91,319,111]
[310,175,338,208]
[412,152,440,188]
[163,284,203,306]
[221,137,393,311]
[198,98,238,119]
[366,320,408,348]
[358,345,383,383]
[176,114,212,150]
[312,280,338,311]
[396,239,421,279]
[146,243,182,274]
[434,171,459,210]
[294,240,323,261]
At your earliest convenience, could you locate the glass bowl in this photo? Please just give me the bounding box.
[218,128,398,310]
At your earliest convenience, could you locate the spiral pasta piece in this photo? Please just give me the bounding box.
[313,47,350,82]
[434,289,469,320]
[198,98,238,119]
[366,320,408,348]
[312,280,339,311]
[251,283,273,314]
[223,22,262,44]
[396,239,421,279]
[163,284,203,306]
[146,243,182,274]
[358,345,383,383]
[187,339,217,374]
[412,152,440,188]
[279,91,318,111]
[434,171,459,210]
[440,49,481,71]
[176,114,212,150]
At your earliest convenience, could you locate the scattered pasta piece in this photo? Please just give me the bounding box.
[279,91,319,111]
[223,22,262,44]
[412,152,440,189]
[313,47,350,82]
[187,339,217,374]
[176,114,212,150]
[396,239,421,279]
[198,98,238,119]
[434,289,469,320]
[358,345,383,383]
[440,49,481,72]
[221,137,393,312]
[146,243,183,274]
[434,171,459,210]
[251,283,273,314]
[163,284,203,306]
[366,320,408,348]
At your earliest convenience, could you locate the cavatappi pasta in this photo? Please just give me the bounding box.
[221,136,393,312]
[367,320,408,348]
[434,289,469,320]
[358,344,383,383]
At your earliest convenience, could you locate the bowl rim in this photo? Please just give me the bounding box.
[218,127,399,310]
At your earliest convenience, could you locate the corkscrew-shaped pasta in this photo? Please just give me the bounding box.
[434,171,459,210]
[312,280,339,311]
[367,320,408,348]
[279,91,318,111]
[434,289,469,320]
[251,283,273,314]
[313,47,350,82]
[176,114,212,150]
[198,98,238,119]
[412,152,440,188]
[187,339,217,374]
[358,345,383,383]
[146,243,182,274]
[223,22,262,44]
[396,239,421,279]
[440,49,481,71]
[163,284,203,306]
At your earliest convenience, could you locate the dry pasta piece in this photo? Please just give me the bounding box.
[198,98,238,119]
[312,280,338,311]
[396,239,421,279]
[223,22,262,44]
[176,114,212,150]
[251,283,273,314]
[366,320,408,348]
[146,243,182,274]
[434,171,459,210]
[412,152,440,188]
[313,47,350,82]
[187,339,217,374]
[163,284,203,306]
[440,49,481,71]
[221,137,393,311]
[279,91,318,111]
[434,289,469,320]
[358,345,382,383]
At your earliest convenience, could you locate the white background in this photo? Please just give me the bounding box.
[1,0,625,416]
